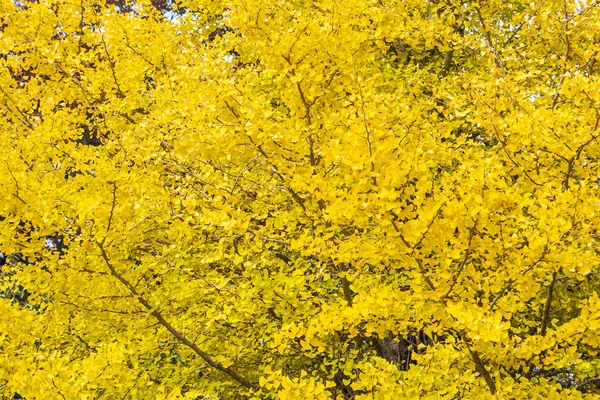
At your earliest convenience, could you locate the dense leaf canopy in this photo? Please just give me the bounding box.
[1,0,600,398]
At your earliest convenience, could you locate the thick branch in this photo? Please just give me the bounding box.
[341,277,353,307]
[468,347,497,394]
[540,271,558,337]
[441,50,453,77]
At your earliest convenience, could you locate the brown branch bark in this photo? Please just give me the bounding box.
[441,50,453,77]
[563,116,600,190]
[468,346,497,394]
[525,271,558,379]
[444,223,477,298]
[0,85,36,130]
[96,243,258,390]
[101,34,125,98]
[490,245,550,309]
[4,161,27,205]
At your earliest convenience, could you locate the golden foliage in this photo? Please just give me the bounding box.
[1,0,600,398]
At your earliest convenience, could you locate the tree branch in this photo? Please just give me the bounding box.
[525,271,558,379]
[4,161,27,205]
[444,223,477,298]
[96,242,258,390]
[490,245,550,309]
[468,346,497,394]
[104,181,118,244]
[563,118,600,190]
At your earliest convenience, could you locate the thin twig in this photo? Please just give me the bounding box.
[490,245,550,309]
[564,115,600,190]
[4,161,27,205]
[444,223,477,298]
[103,182,118,244]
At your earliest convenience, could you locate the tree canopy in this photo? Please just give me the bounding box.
[1,0,600,398]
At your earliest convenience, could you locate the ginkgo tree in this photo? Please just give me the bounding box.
[1,0,600,398]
